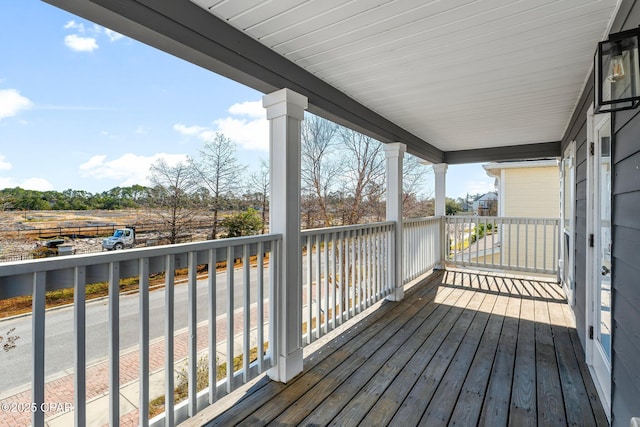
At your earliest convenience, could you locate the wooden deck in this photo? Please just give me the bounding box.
[189,269,608,427]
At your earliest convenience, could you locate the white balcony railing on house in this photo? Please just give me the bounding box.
[0,234,280,427]
[403,217,442,284]
[0,215,560,427]
[301,222,394,345]
[445,216,559,275]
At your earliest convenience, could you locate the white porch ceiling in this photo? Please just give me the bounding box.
[191,0,619,152]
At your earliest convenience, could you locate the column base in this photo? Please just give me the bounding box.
[267,347,303,383]
[386,287,404,302]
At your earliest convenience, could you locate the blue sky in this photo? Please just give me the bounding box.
[0,1,495,200]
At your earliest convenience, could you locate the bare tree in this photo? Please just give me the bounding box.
[149,159,198,244]
[301,115,340,227]
[403,154,433,218]
[191,133,247,239]
[339,128,385,224]
[248,158,269,234]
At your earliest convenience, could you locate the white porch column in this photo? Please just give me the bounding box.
[433,163,448,269]
[433,163,448,217]
[384,143,406,301]
[263,88,307,383]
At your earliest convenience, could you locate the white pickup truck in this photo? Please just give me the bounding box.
[102,228,136,250]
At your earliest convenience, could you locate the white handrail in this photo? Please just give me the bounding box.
[0,234,281,427]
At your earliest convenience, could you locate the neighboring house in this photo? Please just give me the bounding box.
[472,191,498,216]
[482,159,560,272]
[483,159,560,218]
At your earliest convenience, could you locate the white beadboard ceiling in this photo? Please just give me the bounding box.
[191,0,619,152]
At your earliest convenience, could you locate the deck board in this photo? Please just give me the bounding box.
[534,299,567,426]
[192,269,608,427]
[448,294,508,426]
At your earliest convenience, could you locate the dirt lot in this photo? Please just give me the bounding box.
[0,210,212,261]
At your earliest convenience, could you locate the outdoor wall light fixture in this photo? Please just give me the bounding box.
[595,27,640,113]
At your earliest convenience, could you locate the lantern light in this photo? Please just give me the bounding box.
[595,27,640,113]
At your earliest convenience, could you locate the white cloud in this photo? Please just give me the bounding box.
[228,101,264,119]
[104,28,124,42]
[64,20,84,32]
[21,178,54,191]
[172,99,269,151]
[0,177,53,191]
[135,125,149,135]
[79,153,189,186]
[213,116,268,151]
[0,89,33,120]
[173,123,209,137]
[63,20,124,51]
[64,34,98,52]
[0,155,12,171]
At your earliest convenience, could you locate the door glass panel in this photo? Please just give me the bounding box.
[598,120,612,361]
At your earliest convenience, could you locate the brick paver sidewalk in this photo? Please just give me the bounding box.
[0,302,269,427]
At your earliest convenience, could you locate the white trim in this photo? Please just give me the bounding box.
[585,103,612,421]
[561,140,576,307]
[483,159,558,172]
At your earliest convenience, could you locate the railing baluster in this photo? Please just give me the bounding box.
[323,233,329,333]
[165,254,175,427]
[226,246,234,392]
[534,219,538,270]
[331,232,337,330]
[188,252,198,416]
[74,266,86,427]
[368,230,373,305]
[376,228,381,298]
[243,244,250,383]
[32,272,46,427]
[208,248,217,403]
[306,235,312,344]
[353,229,358,313]
[357,229,363,313]
[269,239,278,368]
[345,231,351,320]
[139,258,150,427]
[338,232,344,325]
[256,242,264,373]
[108,262,120,426]
[315,234,321,339]
[553,219,558,273]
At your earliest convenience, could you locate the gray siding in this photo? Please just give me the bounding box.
[560,2,640,425]
[611,2,640,425]
[561,73,592,346]
[612,105,640,426]
[561,1,640,425]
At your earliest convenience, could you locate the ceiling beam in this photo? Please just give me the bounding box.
[443,141,561,164]
[44,0,444,162]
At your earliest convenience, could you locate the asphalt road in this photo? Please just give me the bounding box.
[0,253,326,394]
[0,266,269,394]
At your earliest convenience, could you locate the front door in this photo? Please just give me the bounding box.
[587,105,612,419]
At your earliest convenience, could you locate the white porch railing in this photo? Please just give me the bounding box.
[402,217,441,284]
[0,234,280,427]
[445,216,559,275]
[0,215,562,426]
[300,222,394,345]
